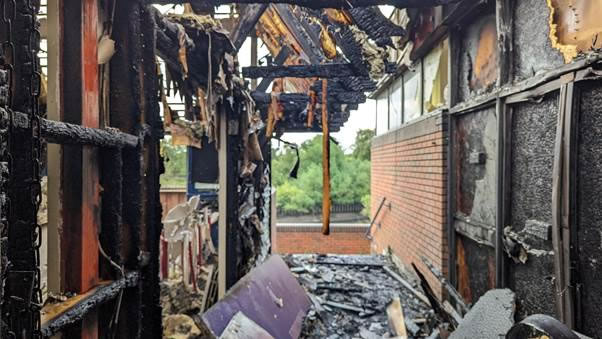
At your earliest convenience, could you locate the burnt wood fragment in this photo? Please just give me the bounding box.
[230,4,268,51]
[243,63,359,78]
[40,272,140,338]
[349,7,406,47]
[256,46,292,92]
[148,0,461,9]
[10,110,139,148]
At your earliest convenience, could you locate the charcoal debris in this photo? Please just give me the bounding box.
[283,254,440,338]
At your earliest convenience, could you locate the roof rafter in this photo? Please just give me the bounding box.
[149,0,460,9]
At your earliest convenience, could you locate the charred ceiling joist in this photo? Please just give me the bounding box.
[148,0,461,9]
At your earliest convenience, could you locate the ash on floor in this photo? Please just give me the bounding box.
[284,254,440,339]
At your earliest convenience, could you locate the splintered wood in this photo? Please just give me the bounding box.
[322,79,331,235]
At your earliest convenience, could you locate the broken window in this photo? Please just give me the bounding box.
[423,39,449,113]
[403,66,422,123]
[376,90,389,135]
[389,77,403,129]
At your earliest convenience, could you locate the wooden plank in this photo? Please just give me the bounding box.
[81,1,100,337]
[321,79,331,235]
[386,296,408,338]
[552,80,568,324]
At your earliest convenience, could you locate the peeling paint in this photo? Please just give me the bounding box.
[547,0,602,62]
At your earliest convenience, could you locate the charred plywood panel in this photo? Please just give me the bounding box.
[458,14,498,102]
[509,93,558,319]
[454,107,497,228]
[513,0,564,81]
[577,82,602,337]
[457,235,496,304]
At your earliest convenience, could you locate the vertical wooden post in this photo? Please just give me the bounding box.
[321,79,331,235]
[251,35,258,90]
[495,0,514,288]
[218,106,228,298]
[47,0,63,296]
[61,0,100,337]
[552,74,577,328]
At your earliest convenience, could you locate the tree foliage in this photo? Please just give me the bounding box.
[160,138,188,187]
[273,129,373,213]
[351,129,375,161]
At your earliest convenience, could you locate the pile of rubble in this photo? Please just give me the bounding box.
[283,254,440,338]
[161,280,204,339]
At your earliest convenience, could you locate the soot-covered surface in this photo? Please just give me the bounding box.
[577,82,602,337]
[513,0,564,81]
[455,107,497,226]
[283,254,439,338]
[457,12,498,103]
[459,235,495,303]
[509,93,558,319]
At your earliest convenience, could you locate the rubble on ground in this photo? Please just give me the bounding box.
[161,279,205,316]
[163,314,202,339]
[283,254,440,338]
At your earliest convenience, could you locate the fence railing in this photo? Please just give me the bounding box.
[277,203,364,217]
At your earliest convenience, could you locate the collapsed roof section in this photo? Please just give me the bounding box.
[243,4,405,134]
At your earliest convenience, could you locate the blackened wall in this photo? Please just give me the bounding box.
[509,93,559,319]
[576,82,602,337]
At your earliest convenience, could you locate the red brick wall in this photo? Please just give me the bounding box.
[370,113,448,295]
[275,225,370,254]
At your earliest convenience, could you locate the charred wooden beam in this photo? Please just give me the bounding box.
[41,272,140,338]
[230,4,268,51]
[244,63,359,78]
[149,0,460,9]
[256,45,292,92]
[273,4,324,64]
[348,7,406,47]
[9,110,139,148]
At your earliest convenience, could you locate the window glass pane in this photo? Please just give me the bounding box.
[403,67,421,122]
[423,39,449,113]
[389,77,403,129]
[376,91,389,135]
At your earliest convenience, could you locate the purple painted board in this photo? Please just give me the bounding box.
[202,255,311,339]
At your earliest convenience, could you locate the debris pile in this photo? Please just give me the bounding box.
[283,254,440,338]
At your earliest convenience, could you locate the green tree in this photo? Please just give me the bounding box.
[351,129,376,161]
[273,134,372,213]
[160,138,188,187]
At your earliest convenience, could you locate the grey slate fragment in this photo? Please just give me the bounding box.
[449,289,515,339]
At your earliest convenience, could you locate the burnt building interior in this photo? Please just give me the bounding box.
[0,0,601,338]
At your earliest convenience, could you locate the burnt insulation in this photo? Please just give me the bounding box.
[509,93,558,319]
[512,0,564,81]
[576,82,602,337]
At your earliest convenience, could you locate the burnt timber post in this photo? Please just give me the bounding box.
[59,0,101,337]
